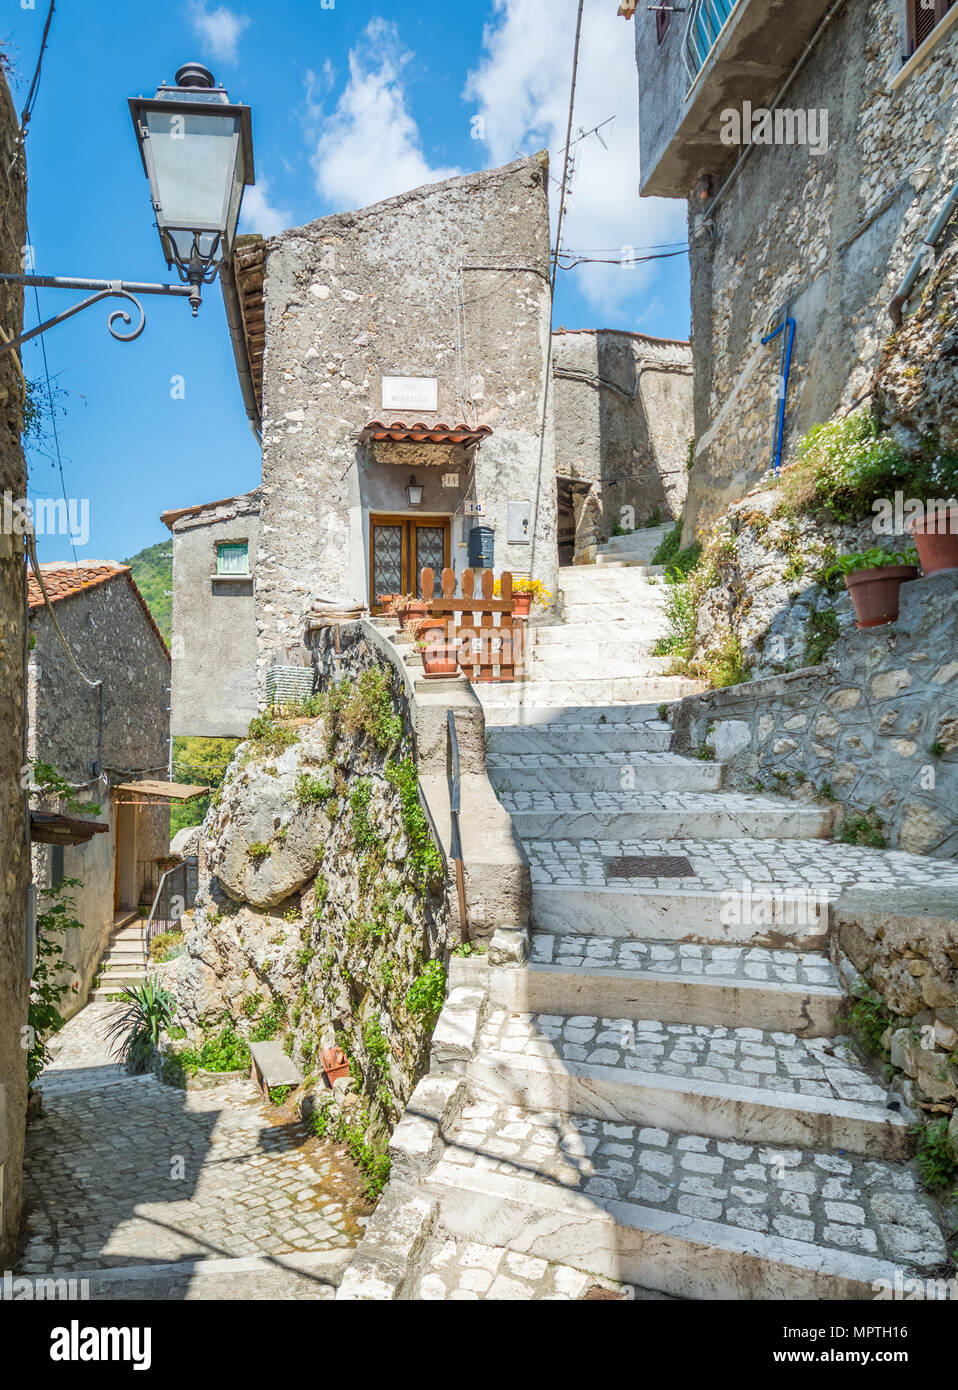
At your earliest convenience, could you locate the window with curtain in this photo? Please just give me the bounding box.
[216,542,249,576]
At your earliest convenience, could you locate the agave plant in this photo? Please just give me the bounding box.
[105,979,176,1074]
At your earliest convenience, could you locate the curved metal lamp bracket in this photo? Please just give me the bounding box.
[0,273,198,355]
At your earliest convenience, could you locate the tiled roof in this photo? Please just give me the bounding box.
[359,421,493,446]
[28,562,170,658]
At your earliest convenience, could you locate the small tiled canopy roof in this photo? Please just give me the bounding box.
[359,420,493,446]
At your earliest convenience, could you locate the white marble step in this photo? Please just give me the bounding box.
[490,939,842,1036]
[597,523,672,558]
[529,647,669,675]
[479,701,671,728]
[594,560,666,575]
[558,567,665,593]
[497,789,834,841]
[486,751,722,794]
[560,601,666,625]
[476,675,705,707]
[426,1103,944,1299]
[533,620,667,646]
[485,720,672,755]
[468,1012,908,1158]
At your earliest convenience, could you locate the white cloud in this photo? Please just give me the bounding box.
[465,0,687,319]
[310,19,460,212]
[188,3,250,66]
[240,176,292,237]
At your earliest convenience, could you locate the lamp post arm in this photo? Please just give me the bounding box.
[0,273,197,355]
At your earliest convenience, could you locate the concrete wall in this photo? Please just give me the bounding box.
[255,154,556,694]
[0,71,29,1269]
[167,492,261,738]
[28,572,171,1010]
[635,0,958,540]
[552,329,692,553]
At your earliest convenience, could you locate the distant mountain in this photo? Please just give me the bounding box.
[124,539,173,643]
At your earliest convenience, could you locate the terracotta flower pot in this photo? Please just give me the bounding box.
[907,507,958,576]
[512,593,532,617]
[422,642,459,678]
[399,600,428,630]
[378,594,398,613]
[844,566,918,628]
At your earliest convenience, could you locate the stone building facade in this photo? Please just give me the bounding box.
[0,69,29,1270]
[552,328,692,561]
[162,490,261,738]
[28,563,172,1013]
[632,0,958,539]
[234,154,557,690]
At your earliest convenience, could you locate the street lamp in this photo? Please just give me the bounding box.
[129,63,255,315]
[406,475,424,507]
[0,61,255,356]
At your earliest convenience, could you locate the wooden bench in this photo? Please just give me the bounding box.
[249,1041,303,1098]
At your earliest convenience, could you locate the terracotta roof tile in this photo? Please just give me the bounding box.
[359,420,493,446]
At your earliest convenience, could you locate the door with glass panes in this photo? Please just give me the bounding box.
[369,515,450,612]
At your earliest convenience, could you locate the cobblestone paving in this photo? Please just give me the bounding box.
[524,837,958,892]
[498,790,812,814]
[488,751,701,770]
[415,1234,646,1300]
[477,1010,888,1105]
[530,936,837,987]
[18,1005,368,1283]
[433,1103,945,1269]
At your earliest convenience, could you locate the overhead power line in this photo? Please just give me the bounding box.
[551,0,586,294]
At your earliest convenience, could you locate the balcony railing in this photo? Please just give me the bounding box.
[684,0,740,82]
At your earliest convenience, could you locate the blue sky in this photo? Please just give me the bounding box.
[6,0,690,563]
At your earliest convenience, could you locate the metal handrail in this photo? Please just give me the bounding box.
[447,709,469,943]
[684,0,739,82]
[143,857,197,954]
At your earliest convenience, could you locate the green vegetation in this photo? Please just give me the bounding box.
[452,942,487,958]
[349,779,378,853]
[170,736,240,837]
[250,1000,286,1042]
[123,540,173,644]
[247,712,299,757]
[910,1117,958,1194]
[295,771,334,807]
[385,757,443,882]
[170,1021,251,1082]
[363,1018,390,1072]
[27,877,83,1086]
[324,667,403,753]
[651,521,701,578]
[269,1085,292,1106]
[31,762,100,817]
[823,547,919,579]
[406,959,447,1021]
[104,979,176,1075]
[774,409,958,522]
[149,930,185,964]
[848,990,894,1058]
[803,607,840,666]
[838,810,887,849]
[247,841,272,861]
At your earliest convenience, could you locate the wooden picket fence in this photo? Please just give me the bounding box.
[420,568,525,683]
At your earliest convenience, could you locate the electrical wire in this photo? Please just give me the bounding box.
[551,0,586,294]
[18,0,56,139]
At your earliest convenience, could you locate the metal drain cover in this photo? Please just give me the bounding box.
[606,855,695,879]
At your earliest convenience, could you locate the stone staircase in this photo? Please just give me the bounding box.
[339,561,955,1301]
[594,521,672,569]
[89,911,148,1000]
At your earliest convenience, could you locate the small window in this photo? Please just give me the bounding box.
[216,542,249,576]
[51,844,64,889]
[656,4,671,43]
[907,0,956,54]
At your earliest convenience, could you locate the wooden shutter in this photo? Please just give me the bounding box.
[656,6,671,43]
[908,0,956,54]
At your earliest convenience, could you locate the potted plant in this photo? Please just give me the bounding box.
[824,548,919,628]
[906,506,958,576]
[394,594,428,630]
[493,576,553,617]
[409,617,459,677]
[378,593,399,615]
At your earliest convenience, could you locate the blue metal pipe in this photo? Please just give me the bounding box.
[761,316,796,473]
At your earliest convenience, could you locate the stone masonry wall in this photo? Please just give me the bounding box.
[160,638,454,1176]
[255,154,556,693]
[0,69,29,1268]
[685,0,958,539]
[552,329,692,547]
[672,572,958,856]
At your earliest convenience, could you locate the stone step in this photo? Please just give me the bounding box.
[498,789,834,841]
[478,701,671,728]
[530,647,670,675]
[486,752,723,795]
[532,621,667,646]
[492,938,842,1036]
[485,721,672,755]
[594,559,666,575]
[558,566,665,591]
[526,837,958,945]
[468,1012,908,1158]
[598,523,672,555]
[426,1103,944,1299]
[477,676,702,706]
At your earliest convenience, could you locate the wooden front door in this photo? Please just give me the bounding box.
[369,515,450,612]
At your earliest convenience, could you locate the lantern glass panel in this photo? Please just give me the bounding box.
[144,108,240,229]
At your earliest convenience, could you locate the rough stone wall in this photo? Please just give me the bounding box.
[672,572,958,856]
[255,155,556,694]
[0,70,29,1268]
[167,492,261,738]
[28,573,171,784]
[552,329,692,549]
[160,640,453,1166]
[684,0,958,539]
